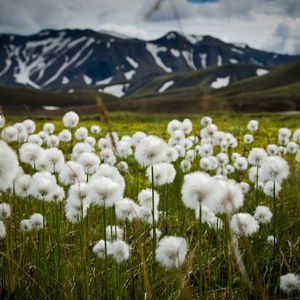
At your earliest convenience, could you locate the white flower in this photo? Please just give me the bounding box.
[15,174,32,198]
[132,131,147,146]
[280,273,300,294]
[59,161,86,185]
[110,240,130,263]
[23,119,36,134]
[0,203,11,219]
[58,129,72,142]
[155,236,188,269]
[0,140,19,191]
[230,213,259,236]
[263,181,282,197]
[115,198,139,221]
[292,129,300,143]
[244,134,254,144]
[267,144,278,155]
[200,116,212,127]
[30,213,45,230]
[75,127,88,141]
[78,152,100,175]
[198,144,213,158]
[43,123,55,134]
[71,142,94,161]
[87,177,122,207]
[296,150,300,163]
[117,161,129,173]
[106,225,124,241]
[0,221,6,238]
[93,240,112,259]
[267,235,277,245]
[1,126,18,143]
[27,134,43,146]
[247,120,259,131]
[248,148,267,166]
[135,135,167,166]
[45,148,65,173]
[260,156,289,183]
[90,125,101,134]
[181,159,191,172]
[46,135,60,147]
[287,141,299,154]
[0,115,5,128]
[85,136,96,147]
[239,182,250,194]
[182,118,192,134]
[138,189,159,210]
[181,172,222,212]
[19,143,42,167]
[20,219,32,232]
[216,179,244,214]
[167,120,183,135]
[278,128,291,144]
[62,111,79,128]
[234,157,248,171]
[146,163,176,186]
[29,174,56,200]
[254,206,272,224]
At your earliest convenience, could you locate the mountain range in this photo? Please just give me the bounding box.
[0,29,299,97]
[0,28,300,113]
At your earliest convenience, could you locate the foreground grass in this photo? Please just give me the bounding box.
[1,111,300,299]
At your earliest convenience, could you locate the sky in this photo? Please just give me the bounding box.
[0,0,300,54]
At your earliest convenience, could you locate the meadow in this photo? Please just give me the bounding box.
[0,111,300,299]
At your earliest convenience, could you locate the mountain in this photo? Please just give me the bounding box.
[1,60,300,114]
[0,29,299,98]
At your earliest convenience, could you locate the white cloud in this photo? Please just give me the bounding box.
[0,0,299,54]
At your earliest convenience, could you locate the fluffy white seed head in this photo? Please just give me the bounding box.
[58,129,72,142]
[280,273,300,294]
[62,111,79,128]
[0,141,19,191]
[146,163,176,186]
[155,236,188,269]
[247,120,259,131]
[254,206,272,224]
[30,213,45,230]
[230,213,259,236]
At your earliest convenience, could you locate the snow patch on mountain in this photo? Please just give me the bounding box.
[83,74,92,85]
[124,70,136,80]
[103,84,126,97]
[256,68,269,76]
[231,47,244,55]
[146,43,172,73]
[158,80,174,93]
[182,50,196,70]
[200,53,207,68]
[211,76,230,89]
[96,77,112,85]
[62,76,69,84]
[170,49,180,58]
[230,58,238,64]
[126,56,138,69]
[217,55,222,66]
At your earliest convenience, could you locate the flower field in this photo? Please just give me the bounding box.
[0,111,300,299]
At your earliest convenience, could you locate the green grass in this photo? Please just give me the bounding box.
[1,112,300,299]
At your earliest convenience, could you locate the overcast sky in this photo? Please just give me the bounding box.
[0,0,300,54]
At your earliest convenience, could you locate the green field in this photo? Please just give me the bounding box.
[1,111,300,299]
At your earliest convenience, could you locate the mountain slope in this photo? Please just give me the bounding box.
[0,29,299,95]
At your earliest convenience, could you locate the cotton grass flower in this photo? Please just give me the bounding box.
[115,198,139,221]
[0,140,19,191]
[0,221,6,238]
[75,127,88,141]
[146,163,176,186]
[293,129,300,143]
[286,141,299,154]
[234,157,248,171]
[244,134,254,144]
[30,213,45,230]
[138,189,159,209]
[230,213,259,236]
[27,134,43,146]
[78,152,100,175]
[181,172,222,212]
[90,125,101,135]
[247,120,259,131]
[132,131,147,146]
[23,119,36,134]
[0,115,5,128]
[45,148,65,173]
[1,126,18,143]
[110,240,130,263]
[155,236,188,269]
[59,161,86,185]
[0,203,11,219]
[200,116,212,127]
[254,206,272,224]
[15,174,32,198]
[260,156,289,183]
[181,159,191,172]
[62,111,79,128]
[106,225,124,241]
[135,135,167,166]
[167,120,183,135]
[87,177,122,207]
[267,235,277,245]
[20,219,32,232]
[248,148,267,166]
[43,123,55,134]
[58,129,72,142]
[93,240,112,259]
[280,273,300,294]
[263,181,282,197]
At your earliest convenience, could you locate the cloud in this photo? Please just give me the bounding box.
[0,0,299,54]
